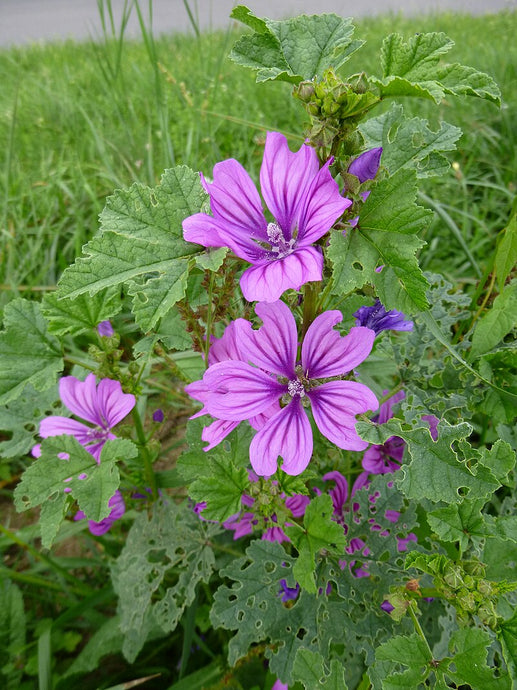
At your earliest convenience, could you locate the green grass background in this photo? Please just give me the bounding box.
[0,8,516,304]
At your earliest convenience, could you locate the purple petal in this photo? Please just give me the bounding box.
[153,409,164,423]
[362,445,400,475]
[203,361,284,421]
[272,680,289,690]
[322,470,349,516]
[302,317,375,379]
[223,511,255,539]
[96,378,136,428]
[353,299,413,334]
[182,212,233,249]
[263,526,289,543]
[378,390,405,425]
[308,381,378,450]
[208,319,252,366]
[348,147,383,183]
[285,494,310,518]
[238,301,298,378]
[206,158,267,239]
[39,416,93,445]
[97,320,114,337]
[297,158,352,245]
[249,401,281,430]
[260,132,320,236]
[278,579,300,602]
[240,245,323,302]
[201,419,239,451]
[250,399,313,476]
[59,374,103,426]
[380,599,395,614]
[422,414,439,441]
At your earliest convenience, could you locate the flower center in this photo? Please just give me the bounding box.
[267,222,296,259]
[86,426,110,443]
[287,379,306,398]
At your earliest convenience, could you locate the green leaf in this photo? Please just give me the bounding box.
[478,440,516,484]
[0,299,63,405]
[495,212,517,293]
[373,32,500,105]
[359,103,461,178]
[373,633,432,688]
[111,499,219,662]
[0,580,26,690]
[41,287,122,337]
[189,460,249,522]
[446,628,510,689]
[57,166,205,332]
[471,282,517,357]
[63,617,123,677]
[292,649,348,689]
[357,419,500,503]
[14,436,135,547]
[0,384,61,459]
[499,608,517,682]
[329,169,432,313]
[286,494,347,594]
[230,6,361,83]
[194,246,228,271]
[428,499,486,551]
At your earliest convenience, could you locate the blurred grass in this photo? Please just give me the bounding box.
[0,7,515,304]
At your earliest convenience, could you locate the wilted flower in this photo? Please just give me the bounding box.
[348,147,383,184]
[152,408,164,423]
[278,579,300,602]
[183,132,351,302]
[74,489,125,536]
[362,391,406,475]
[97,320,114,337]
[187,300,377,475]
[354,299,413,334]
[33,374,135,461]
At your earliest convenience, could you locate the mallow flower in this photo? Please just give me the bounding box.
[74,489,125,536]
[186,300,377,476]
[182,132,351,302]
[354,299,413,334]
[33,374,136,461]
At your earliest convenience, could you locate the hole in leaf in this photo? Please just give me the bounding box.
[296,628,308,640]
[264,561,276,574]
[352,261,363,271]
[255,620,262,629]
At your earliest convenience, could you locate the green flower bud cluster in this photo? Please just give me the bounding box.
[294,68,379,154]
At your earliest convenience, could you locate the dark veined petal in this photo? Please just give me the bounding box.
[297,158,351,245]
[201,419,240,451]
[308,381,378,450]
[203,361,284,421]
[238,300,298,378]
[260,132,320,236]
[96,378,136,429]
[348,147,383,183]
[250,399,313,476]
[302,315,375,379]
[322,470,349,515]
[39,416,93,445]
[59,374,103,426]
[239,245,323,302]
[208,318,253,366]
[182,212,232,247]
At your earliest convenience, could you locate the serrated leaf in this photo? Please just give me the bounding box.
[499,608,517,682]
[374,32,500,105]
[194,246,228,271]
[471,282,517,357]
[495,212,517,293]
[0,580,26,690]
[0,384,61,458]
[329,169,431,312]
[356,420,500,503]
[286,494,347,593]
[359,103,461,178]
[57,166,205,331]
[478,440,516,483]
[14,436,135,547]
[189,459,249,522]
[446,628,510,689]
[0,299,63,405]
[428,500,486,551]
[41,287,122,337]
[292,649,348,689]
[373,633,432,688]
[111,499,219,662]
[63,617,124,677]
[230,6,361,83]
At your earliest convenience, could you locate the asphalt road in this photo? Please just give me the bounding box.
[1,0,516,47]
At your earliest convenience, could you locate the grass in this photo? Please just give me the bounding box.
[0,8,516,305]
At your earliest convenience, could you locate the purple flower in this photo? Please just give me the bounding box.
[33,374,136,462]
[348,147,383,184]
[97,320,114,337]
[362,391,406,475]
[278,579,300,602]
[188,301,377,475]
[272,681,289,690]
[74,489,125,535]
[354,299,413,334]
[183,132,351,302]
[422,414,439,441]
[152,408,164,423]
[380,599,395,614]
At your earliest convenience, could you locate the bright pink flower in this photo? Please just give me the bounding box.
[33,374,135,461]
[183,132,351,302]
[187,301,377,475]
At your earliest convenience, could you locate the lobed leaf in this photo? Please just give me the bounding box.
[230,6,361,83]
[292,648,348,689]
[495,211,517,293]
[41,287,122,337]
[471,282,517,358]
[0,299,63,405]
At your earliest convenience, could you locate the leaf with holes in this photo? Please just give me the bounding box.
[360,103,461,178]
[57,166,205,332]
[111,499,220,662]
[293,649,348,689]
[372,32,500,105]
[499,608,517,682]
[0,299,63,406]
[427,499,487,552]
[356,420,501,503]
[13,436,135,548]
[230,6,362,83]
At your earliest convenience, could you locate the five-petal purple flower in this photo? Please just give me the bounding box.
[183,132,351,302]
[33,373,136,462]
[187,300,377,476]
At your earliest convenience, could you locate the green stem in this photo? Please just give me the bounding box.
[204,270,216,368]
[301,281,321,338]
[0,565,87,595]
[132,407,158,500]
[63,356,97,372]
